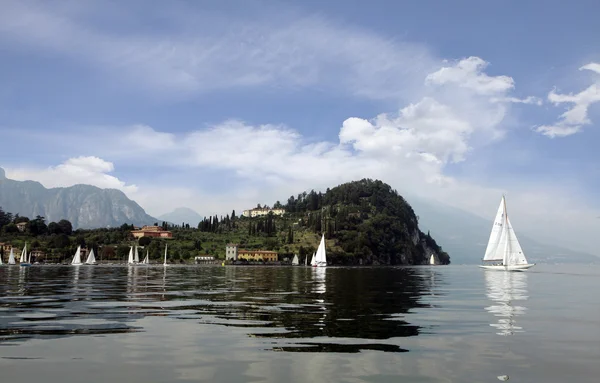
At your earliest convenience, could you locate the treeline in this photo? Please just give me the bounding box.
[197,210,237,233]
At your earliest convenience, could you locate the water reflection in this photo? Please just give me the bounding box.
[484,271,528,336]
[0,266,434,353]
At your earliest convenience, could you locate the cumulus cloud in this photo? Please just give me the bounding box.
[535,62,600,138]
[4,156,138,194]
[425,56,515,95]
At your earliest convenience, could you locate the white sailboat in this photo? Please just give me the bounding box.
[127,246,135,265]
[134,246,140,263]
[20,243,31,267]
[85,248,97,265]
[142,250,149,264]
[0,250,3,265]
[71,245,83,265]
[163,244,168,266]
[313,234,327,267]
[429,254,437,265]
[291,254,299,265]
[310,252,316,266]
[480,196,535,271]
[8,248,16,265]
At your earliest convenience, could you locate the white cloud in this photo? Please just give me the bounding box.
[535,62,600,137]
[0,0,435,100]
[425,56,515,95]
[490,96,543,105]
[5,156,138,194]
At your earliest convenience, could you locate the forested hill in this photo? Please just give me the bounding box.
[282,179,450,265]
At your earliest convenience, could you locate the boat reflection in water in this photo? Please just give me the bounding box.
[484,271,528,336]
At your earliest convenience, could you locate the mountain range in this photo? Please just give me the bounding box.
[158,207,204,227]
[0,167,158,229]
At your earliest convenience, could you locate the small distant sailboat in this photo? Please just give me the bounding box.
[310,252,316,267]
[142,250,149,265]
[480,196,535,271]
[8,248,16,265]
[163,244,168,266]
[313,234,327,267]
[20,243,31,267]
[134,246,140,263]
[85,248,97,265]
[429,254,437,265]
[127,246,135,265]
[71,245,83,265]
[291,254,299,265]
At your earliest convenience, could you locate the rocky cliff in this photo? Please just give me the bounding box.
[0,167,158,229]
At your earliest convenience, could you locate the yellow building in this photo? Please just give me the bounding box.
[131,225,173,238]
[225,243,278,262]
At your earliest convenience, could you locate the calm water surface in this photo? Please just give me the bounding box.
[0,264,598,382]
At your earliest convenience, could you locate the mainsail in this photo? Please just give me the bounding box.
[85,248,96,264]
[134,246,140,263]
[314,234,327,267]
[291,254,299,265]
[163,244,168,266]
[127,246,134,264]
[483,196,529,267]
[71,245,82,265]
[143,250,149,264]
[8,248,16,264]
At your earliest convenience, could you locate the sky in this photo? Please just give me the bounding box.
[1,0,599,255]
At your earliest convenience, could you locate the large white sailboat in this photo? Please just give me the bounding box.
[8,248,16,265]
[20,243,31,267]
[127,246,135,265]
[480,196,535,271]
[71,245,83,265]
[85,248,97,265]
[313,234,327,267]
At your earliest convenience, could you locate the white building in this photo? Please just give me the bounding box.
[242,207,286,218]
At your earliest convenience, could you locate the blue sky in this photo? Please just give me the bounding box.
[1,0,599,254]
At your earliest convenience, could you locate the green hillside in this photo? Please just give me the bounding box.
[0,179,450,265]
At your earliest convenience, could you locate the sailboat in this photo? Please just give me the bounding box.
[127,246,135,265]
[142,250,149,265]
[71,245,83,265]
[291,254,299,265]
[313,234,327,267]
[163,244,168,266]
[20,243,31,267]
[134,246,140,263]
[85,248,97,265]
[480,196,535,271]
[0,250,3,265]
[310,252,316,267]
[429,254,437,265]
[8,248,16,265]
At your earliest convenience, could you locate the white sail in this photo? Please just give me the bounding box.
[134,246,140,263]
[8,248,16,264]
[505,217,528,265]
[85,248,96,264]
[127,246,134,264]
[163,244,168,266]
[310,252,316,266]
[71,245,82,265]
[430,254,436,265]
[314,234,327,267]
[483,197,508,261]
[20,244,28,264]
[143,250,149,264]
[481,196,534,270]
[0,251,2,264]
[291,254,299,265]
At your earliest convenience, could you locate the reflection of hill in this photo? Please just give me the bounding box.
[484,271,528,336]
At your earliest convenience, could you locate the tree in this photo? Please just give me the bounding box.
[27,216,48,236]
[48,222,62,235]
[58,219,73,235]
[138,236,151,246]
[2,223,18,234]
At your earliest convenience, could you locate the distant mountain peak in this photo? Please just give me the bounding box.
[158,207,203,226]
[0,171,159,229]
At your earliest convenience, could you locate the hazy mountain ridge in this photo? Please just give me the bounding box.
[158,207,203,227]
[0,167,159,229]
[407,195,599,264]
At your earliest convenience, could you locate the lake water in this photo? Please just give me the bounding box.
[1,264,598,382]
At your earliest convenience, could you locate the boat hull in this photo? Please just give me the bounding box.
[19,263,31,267]
[479,264,535,271]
